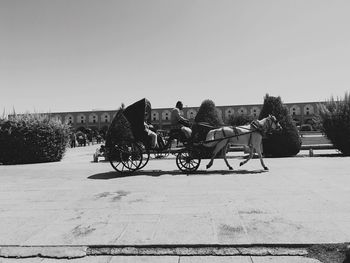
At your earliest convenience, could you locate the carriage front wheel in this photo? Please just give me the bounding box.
[109,142,143,173]
[176,148,201,173]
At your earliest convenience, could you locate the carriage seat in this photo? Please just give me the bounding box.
[169,128,189,143]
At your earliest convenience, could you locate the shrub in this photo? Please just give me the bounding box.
[191,100,224,158]
[318,93,350,155]
[259,94,301,157]
[0,114,70,164]
[193,99,224,141]
[194,99,224,126]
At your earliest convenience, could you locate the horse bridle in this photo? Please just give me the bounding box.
[264,116,280,135]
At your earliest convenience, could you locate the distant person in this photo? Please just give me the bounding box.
[76,132,87,147]
[70,133,76,148]
[170,101,192,138]
[96,133,103,144]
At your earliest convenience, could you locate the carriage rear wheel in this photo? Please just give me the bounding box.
[109,142,143,173]
[138,143,150,170]
[176,148,201,173]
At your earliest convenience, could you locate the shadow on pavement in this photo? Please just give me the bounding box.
[88,169,267,180]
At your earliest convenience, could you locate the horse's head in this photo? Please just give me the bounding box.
[267,115,282,132]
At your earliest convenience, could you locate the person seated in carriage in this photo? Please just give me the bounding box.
[144,111,159,149]
[170,101,192,140]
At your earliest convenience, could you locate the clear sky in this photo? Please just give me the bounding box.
[1,0,350,114]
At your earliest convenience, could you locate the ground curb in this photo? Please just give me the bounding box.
[88,245,308,256]
[0,246,87,259]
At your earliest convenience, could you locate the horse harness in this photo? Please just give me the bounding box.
[213,127,228,141]
[200,116,277,145]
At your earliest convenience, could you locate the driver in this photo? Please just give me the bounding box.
[170,101,192,138]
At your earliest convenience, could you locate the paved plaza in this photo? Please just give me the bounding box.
[0,145,349,262]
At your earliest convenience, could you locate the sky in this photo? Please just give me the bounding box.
[1,0,350,114]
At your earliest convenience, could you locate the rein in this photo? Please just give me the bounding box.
[199,118,275,145]
[196,129,256,145]
[193,117,277,145]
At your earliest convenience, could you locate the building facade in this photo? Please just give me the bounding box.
[46,101,322,131]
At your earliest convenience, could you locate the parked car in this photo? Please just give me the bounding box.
[300,124,313,132]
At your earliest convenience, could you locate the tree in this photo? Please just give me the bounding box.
[318,92,350,155]
[194,99,224,126]
[259,94,301,157]
[191,100,224,156]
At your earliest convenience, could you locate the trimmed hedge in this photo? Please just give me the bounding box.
[193,99,224,142]
[0,114,70,164]
[192,99,224,158]
[318,93,350,155]
[259,94,301,157]
[194,99,224,127]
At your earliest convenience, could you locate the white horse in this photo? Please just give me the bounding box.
[204,115,282,170]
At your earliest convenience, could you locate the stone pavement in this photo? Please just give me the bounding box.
[0,145,349,262]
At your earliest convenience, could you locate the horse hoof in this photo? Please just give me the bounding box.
[229,167,233,170]
[264,167,269,170]
[206,165,211,169]
[239,162,243,166]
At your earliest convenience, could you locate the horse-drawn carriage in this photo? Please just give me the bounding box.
[105,98,282,174]
[105,98,190,173]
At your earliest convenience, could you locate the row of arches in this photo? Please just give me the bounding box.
[51,104,316,124]
[51,112,115,125]
[290,104,315,116]
[150,107,262,122]
[150,104,315,121]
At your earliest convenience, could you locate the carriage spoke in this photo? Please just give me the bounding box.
[176,149,200,173]
[120,142,143,171]
[127,158,139,169]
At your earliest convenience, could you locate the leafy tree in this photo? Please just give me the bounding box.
[318,92,350,155]
[259,94,301,157]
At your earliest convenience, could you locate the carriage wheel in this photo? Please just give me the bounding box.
[176,148,201,173]
[109,146,128,173]
[138,143,150,170]
[120,142,143,171]
[109,142,143,173]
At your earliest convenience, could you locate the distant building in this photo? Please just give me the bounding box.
[14,101,323,131]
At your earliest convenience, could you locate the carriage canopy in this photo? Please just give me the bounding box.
[105,98,152,148]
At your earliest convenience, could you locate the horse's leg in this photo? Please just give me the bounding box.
[255,145,268,170]
[206,139,227,169]
[222,143,233,170]
[240,146,253,167]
